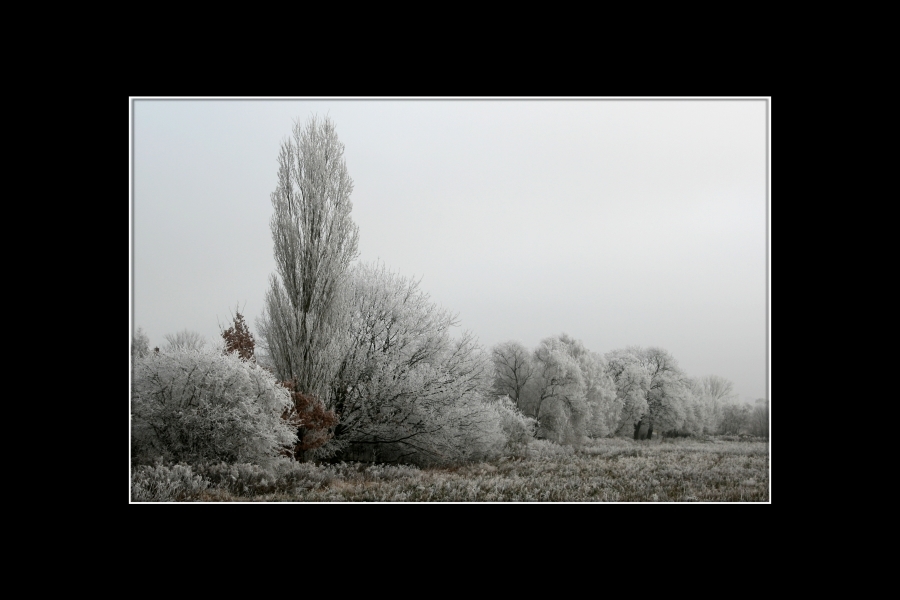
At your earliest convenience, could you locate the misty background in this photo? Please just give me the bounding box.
[130,98,767,403]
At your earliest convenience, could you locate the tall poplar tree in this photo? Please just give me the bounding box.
[257,115,359,402]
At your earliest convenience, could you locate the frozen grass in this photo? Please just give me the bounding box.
[131,436,769,502]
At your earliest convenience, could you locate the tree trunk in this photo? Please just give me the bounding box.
[646,423,653,441]
[534,399,545,437]
[633,419,642,440]
[295,427,306,462]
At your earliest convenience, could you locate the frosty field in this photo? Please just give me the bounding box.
[131,436,769,503]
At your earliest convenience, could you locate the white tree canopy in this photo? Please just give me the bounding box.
[518,334,619,443]
[605,346,690,438]
[324,262,492,462]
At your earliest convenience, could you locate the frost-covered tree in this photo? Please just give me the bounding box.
[605,346,689,440]
[518,334,618,444]
[606,358,651,436]
[719,402,751,435]
[676,375,739,435]
[490,340,534,410]
[749,398,769,438]
[674,381,707,437]
[324,262,519,465]
[522,335,587,443]
[163,329,206,352]
[566,342,619,438]
[132,327,150,360]
[700,374,738,404]
[697,374,738,432]
[257,115,359,403]
[131,342,297,466]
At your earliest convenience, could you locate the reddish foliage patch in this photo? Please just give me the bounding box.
[279,379,339,458]
[222,311,255,362]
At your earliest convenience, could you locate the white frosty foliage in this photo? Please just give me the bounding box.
[325,262,534,465]
[605,346,691,436]
[509,334,619,444]
[132,327,150,359]
[131,343,297,466]
[257,115,359,401]
[490,341,535,409]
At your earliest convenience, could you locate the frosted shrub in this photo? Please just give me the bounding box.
[401,393,536,465]
[131,463,209,502]
[131,344,297,467]
[526,439,576,459]
[492,395,537,454]
[322,462,421,483]
[195,460,330,496]
[439,394,513,464]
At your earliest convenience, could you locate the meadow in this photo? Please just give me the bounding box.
[131,435,769,502]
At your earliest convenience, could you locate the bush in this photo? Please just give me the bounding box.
[492,395,538,454]
[131,343,297,467]
[131,460,335,501]
[719,403,752,435]
[194,460,331,496]
[526,439,576,459]
[131,463,209,502]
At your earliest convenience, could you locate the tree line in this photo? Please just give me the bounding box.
[491,336,767,441]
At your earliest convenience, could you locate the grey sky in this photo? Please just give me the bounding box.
[131,98,768,402]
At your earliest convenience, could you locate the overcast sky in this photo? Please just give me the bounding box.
[131,98,768,402]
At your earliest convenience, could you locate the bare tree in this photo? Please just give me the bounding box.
[749,398,769,438]
[163,329,206,352]
[132,327,150,359]
[696,374,739,433]
[490,340,534,410]
[257,115,359,403]
[719,402,751,434]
